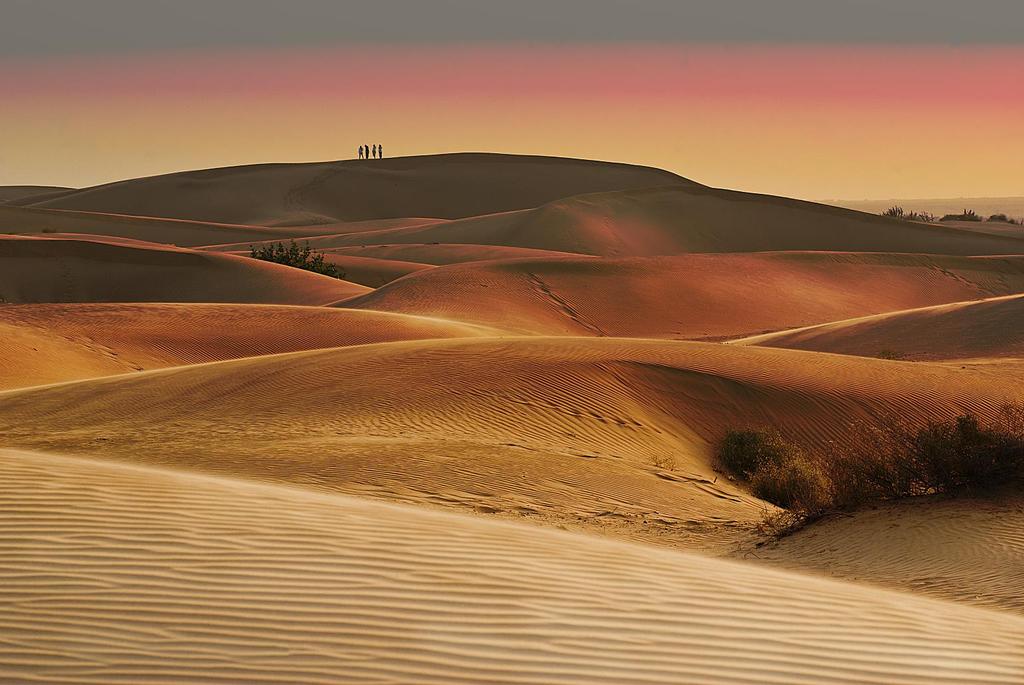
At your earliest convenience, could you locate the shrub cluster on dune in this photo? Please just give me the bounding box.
[718,403,1024,533]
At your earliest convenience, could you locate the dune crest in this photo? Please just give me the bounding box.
[0,235,367,304]
[0,303,496,390]
[340,253,1024,337]
[736,293,1024,360]
[13,153,689,225]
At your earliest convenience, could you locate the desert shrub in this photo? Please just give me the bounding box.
[718,430,829,514]
[718,403,1024,534]
[717,429,791,480]
[880,208,937,223]
[940,209,981,222]
[989,213,1011,223]
[249,240,346,279]
[751,455,830,513]
[909,415,1024,492]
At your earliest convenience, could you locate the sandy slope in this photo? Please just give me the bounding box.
[305,184,1024,257]
[1,337,1020,549]
[205,237,584,265]
[0,235,367,304]
[340,253,1024,337]
[325,243,585,265]
[0,303,495,390]
[0,204,322,246]
[2,449,1022,685]
[750,495,1024,614]
[0,185,72,202]
[736,293,1024,360]
[219,249,433,287]
[13,153,689,225]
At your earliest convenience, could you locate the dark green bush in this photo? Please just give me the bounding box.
[249,240,346,279]
[718,429,791,480]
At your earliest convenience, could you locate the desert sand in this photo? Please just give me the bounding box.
[3,449,1023,685]
[2,153,1023,683]
[736,293,1024,360]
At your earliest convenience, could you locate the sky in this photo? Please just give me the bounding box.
[3,0,1023,200]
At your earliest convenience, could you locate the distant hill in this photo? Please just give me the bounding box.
[10,153,691,226]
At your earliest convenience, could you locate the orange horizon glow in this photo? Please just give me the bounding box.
[4,44,1023,200]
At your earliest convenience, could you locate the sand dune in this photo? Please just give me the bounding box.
[0,204,325,246]
[2,449,1023,685]
[304,184,1024,257]
[205,236,583,265]
[0,185,73,203]
[2,337,1020,549]
[219,249,433,287]
[736,293,1024,360]
[325,242,585,265]
[12,153,689,225]
[317,253,433,287]
[340,252,1024,337]
[0,303,494,390]
[751,495,1024,614]
[0,235,367,304]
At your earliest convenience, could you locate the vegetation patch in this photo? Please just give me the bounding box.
[940,209,982,222]
[881,206,936,222]
[249,240,346,279]
[718,403,1024,536]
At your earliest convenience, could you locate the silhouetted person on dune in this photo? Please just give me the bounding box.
[372,144,378,159]
[358,145,364,159]
[378,144,384,159]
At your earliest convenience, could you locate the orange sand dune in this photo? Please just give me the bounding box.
[736,293,1024,360]
[204,234,583,265]
[13,153,688,225]
[325,242,585,265]
[0,204,334,246]
[2,449,1023,685]
[340,252,1024,337]
[1,337,1019,549]
[316,252,433,287]
[220,249,433,287]
[0,185,72,203]
[0,303,495,390]
[308,184,1024,257]
[0,235,367,304]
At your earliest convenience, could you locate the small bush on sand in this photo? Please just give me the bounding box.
[249,240,346,279]
[718,429,791,480]
[751,456,830,513]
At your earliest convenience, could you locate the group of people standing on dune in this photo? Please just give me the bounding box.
[358,144,384,159]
